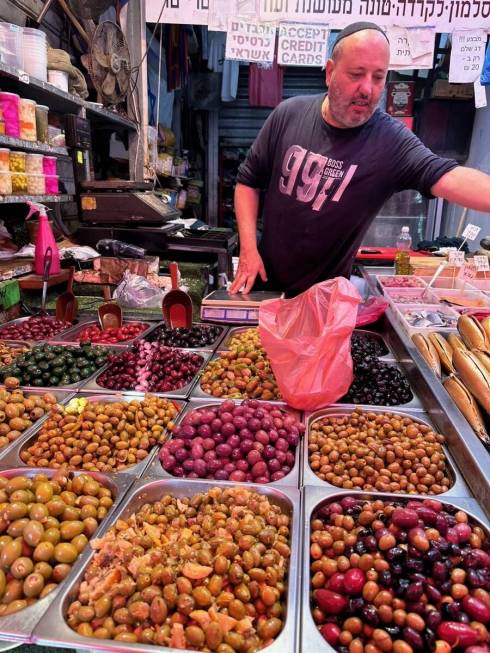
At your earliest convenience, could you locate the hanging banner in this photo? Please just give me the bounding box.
[277,22,329,66]
[145,0,209,25]
[258,0,490,32]
[225,19,276,62]
[208,0,235,30]
[449,29,486,83]
[387,26,435,69]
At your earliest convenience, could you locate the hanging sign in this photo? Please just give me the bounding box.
[208,0,234,30]
[449,30,486,83]
[277,22,329,66]
[387,27,434,69]
[258,0,490,31]
[225,19,276,62]
[145,0,209,25]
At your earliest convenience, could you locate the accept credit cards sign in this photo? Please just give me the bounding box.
[277,23,329,67]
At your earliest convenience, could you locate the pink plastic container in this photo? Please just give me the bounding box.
[45,174,59,194]
[0,92,20,137]
[42,156,57,175]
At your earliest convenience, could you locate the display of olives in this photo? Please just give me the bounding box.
[146,324,223,348]
[0,316,72,341]
[0,387,59,450]
[0,341,30,368]
[0,343,111,387]
[20,395,179,472]
[310,496,490,653]
[351,333,389,362]
[66,487,291,650]
[343,358,413,406]
[308,409,451,494]
[0,472,114,616]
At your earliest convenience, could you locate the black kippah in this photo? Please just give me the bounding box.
[333,21,389,50]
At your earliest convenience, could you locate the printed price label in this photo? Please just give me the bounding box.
[473,255,490,272]
[462,223,481,240]
[17,70,29,84]
[462,265,477,280]
[9,24,21,32]
[448,250,466,267]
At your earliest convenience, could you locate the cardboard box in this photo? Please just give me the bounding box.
[93,256,160,284]
[431,80,474,99]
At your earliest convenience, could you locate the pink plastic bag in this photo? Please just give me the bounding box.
[355,296,389,327]
[259,278,362,411]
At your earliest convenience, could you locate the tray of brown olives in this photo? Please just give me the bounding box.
[302,488,490,653]
[303,407,470,498]
[0,468,132,643]
[32,480,300,653]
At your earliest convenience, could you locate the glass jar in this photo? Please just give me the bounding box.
[0,149,9,172]
[45,174,59,194]
[43,156,56,175]
[0,92,20,137]
[35,104,49,143]
[11,172,28,194]
[19,98,37,141]
[9,151,26,173]
[27,173,45,195]
[0,171,12,195]
[25,153,43,174]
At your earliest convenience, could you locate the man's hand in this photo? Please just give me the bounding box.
[229,249,268,294]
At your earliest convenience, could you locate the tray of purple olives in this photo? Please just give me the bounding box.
[302,488,490,653]
[142,321,227,350]
[145,398,304,487]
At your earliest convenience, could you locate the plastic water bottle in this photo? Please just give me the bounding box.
[395,226,412,275]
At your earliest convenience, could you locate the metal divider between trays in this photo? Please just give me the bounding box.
[143,399,303,488]
[300,487,490,653]
[0,467,134,643]
[301,406,472,498]
[0,394,188,482]
[32,479,301,653]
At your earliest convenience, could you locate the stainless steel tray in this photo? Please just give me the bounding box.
[33,478,300,653]
[0,388,75,464]
[219,325,262,350]
[301,488,490,653]
[0,316,83,346]
[0,466,133,643]
[0,394,186,479]
[144,400,302,488]
[302,406,471,497]
[351,328,395,361]
[81,348,212,399]
[52,320,156,346]
[143,321,228,351]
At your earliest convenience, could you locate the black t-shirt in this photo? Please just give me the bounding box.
[236,93,458,296]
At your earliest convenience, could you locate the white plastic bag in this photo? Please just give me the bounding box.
[113,271,165,308]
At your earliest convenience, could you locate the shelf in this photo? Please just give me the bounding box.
[0,61,136,131]
[0,194,73,204]
[0,135,68,156]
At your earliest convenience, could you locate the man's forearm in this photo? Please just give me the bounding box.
[234,183,260,252]
[431,166,490,212]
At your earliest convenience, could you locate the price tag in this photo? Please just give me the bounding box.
[17,70,29,84]
[448,250,466,267]
[462,264,477,281]
[9,24,21,32]
[462,223,482,240]
[474,255,490,272]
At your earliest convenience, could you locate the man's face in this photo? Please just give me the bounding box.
[325,30,390,128]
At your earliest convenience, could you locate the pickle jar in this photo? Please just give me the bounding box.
[11,171,28,194]
[0,171,12,195]
[19,98,37,141]
[45,174,59,194]
[25,153,43,174]
[27,173,45,195]
[0,148,9,172]
[9,150,26,173]
[35,104,49,143]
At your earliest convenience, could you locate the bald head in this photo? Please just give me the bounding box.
[323,28,390,129]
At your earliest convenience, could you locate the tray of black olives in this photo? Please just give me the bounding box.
[143,322,226,350]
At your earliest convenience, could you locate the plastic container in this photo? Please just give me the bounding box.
[0,22,23,68]
[383,286,440,305]
[42,156,57,176]
[0,171,12,195]
[433,288,490,310]
[11,171,28,194]
[45,174,59,194]
[35,104,49,144]
[22,27,48,81]
[395,303,460,337]
[19,98,37,141]
[377,274,426,289]
[0,92,20,138]
[0,149,9,173]
[47,69,69,92]
[9,150,26,173]
[26,173,45,195]
[25,153,44,174]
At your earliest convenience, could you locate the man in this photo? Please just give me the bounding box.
[229,21,490,297]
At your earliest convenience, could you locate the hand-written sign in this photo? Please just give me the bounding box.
[145,0,210,24]
[448,250,466,267]
[277,22,329,66]
[473,255,490,272]
[462,223,482,240]
[388,26,434,69]
[225,19,276,62]
[258,0,490,31]
[449,29,486,83]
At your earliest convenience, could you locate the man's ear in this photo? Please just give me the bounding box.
[325,58,334,88]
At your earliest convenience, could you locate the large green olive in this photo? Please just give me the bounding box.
[23,572,45,598]
[33,561,53,580]
[0,538,22,571]
[34,482,53,504]
[33,541,55,563]
[54,543,78,564]
[0,569,5,598]
[42,527,60,546]
[7,518,30,538]
[3,599,27,615]
[10,556,34,579]
[2,578,23,604]
[6,477,31,493]
[29,503,49,522]
[9,490,32,505]
[71,534,88,553]
[52,563,71,583]
[23,520,45,547]
[45,498,65,517]
[60,521,84,541]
